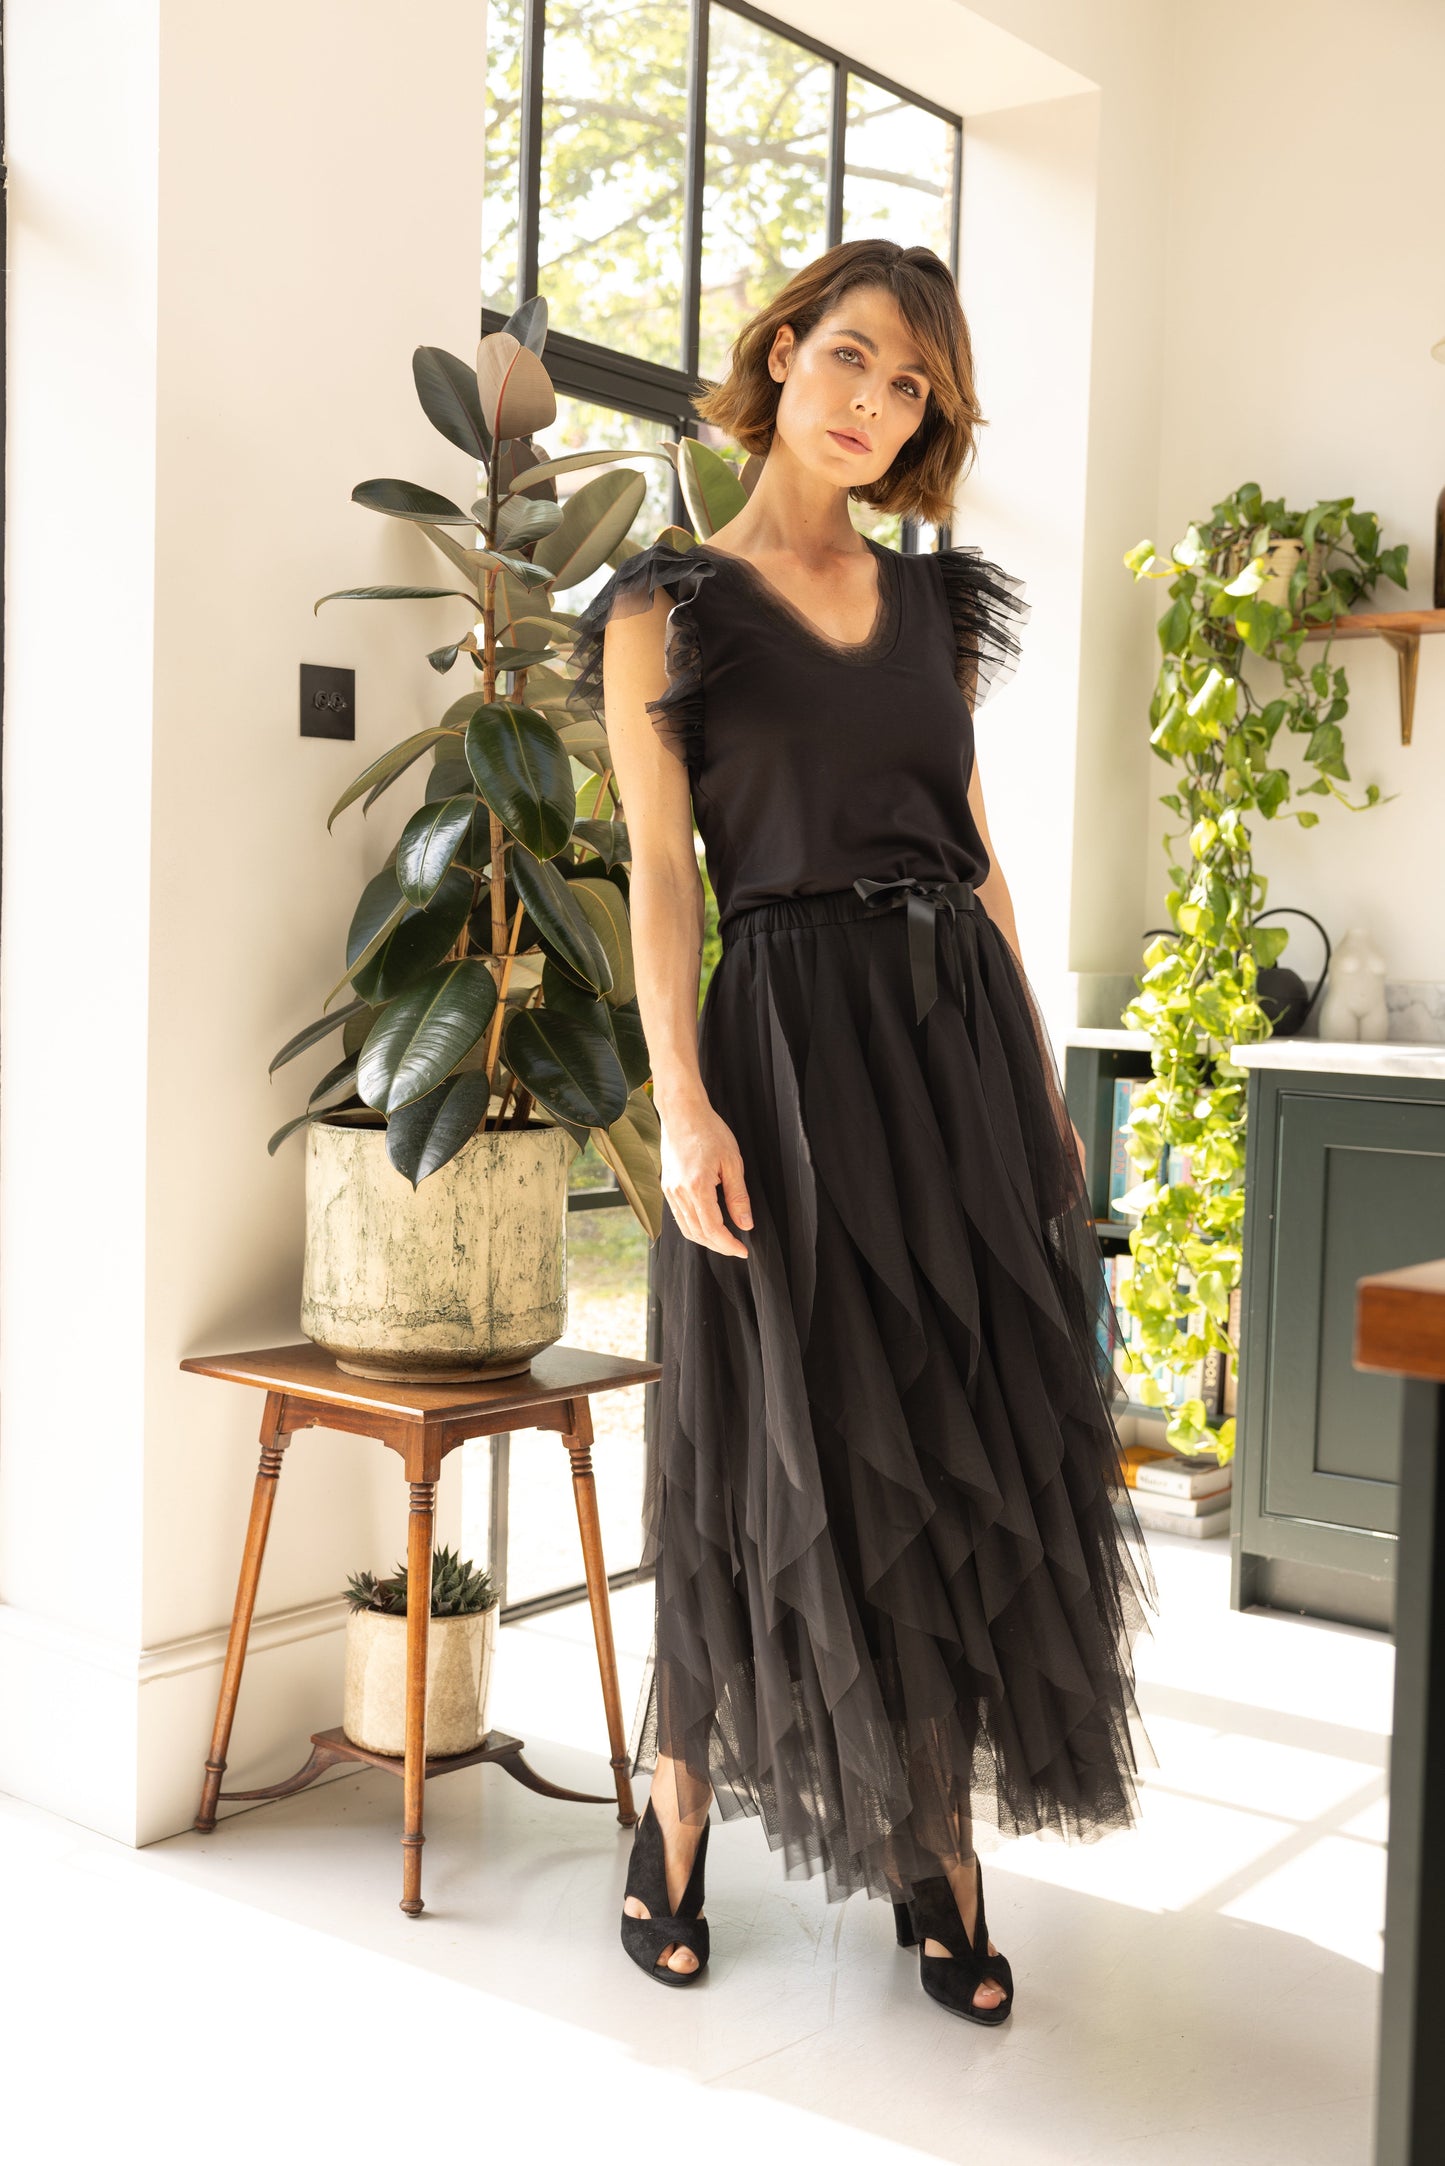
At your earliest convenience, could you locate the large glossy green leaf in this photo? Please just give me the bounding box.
[307,1054,358,1107]
[588,1086,663,1239]
[395,795,478,906]
[502,446,675,497]
[356,958,499,1113]
[502,294,548,357]
[565,875,634,1003]
[269,995,369,1075]
[495,497,562,549]
[342,1004,381,1056]
[327,726,461,832]
[501,1005,630,1129]
[416,521,485,587]
[426,753,476,800]
[495,437,559,504]
[413,345,491,462]
[352,866,475,1004]
[540,958,614,1031]
[678,437,748,539]
[314,584,477,614]
[476,331,556,442]
[326,872,412,1006]
[351,478,476,527]
[509,847,612,994]
[571,816,630,869]
[533,468,647,590]
[606,998,652,1091]
[266,1078,364,1158]
[464,702,575,861]
[384,1069,493,1187]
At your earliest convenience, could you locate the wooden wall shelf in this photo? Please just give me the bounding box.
[1299,607,1445,745]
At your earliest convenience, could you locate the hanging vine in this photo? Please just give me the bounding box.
[1117,482,1405,1457]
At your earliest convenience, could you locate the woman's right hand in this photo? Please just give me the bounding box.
[660,1095,754,1258]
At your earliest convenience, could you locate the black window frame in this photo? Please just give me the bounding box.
[482,0,964,548]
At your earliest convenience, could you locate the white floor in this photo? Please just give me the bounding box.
[1,1533,1390,2166]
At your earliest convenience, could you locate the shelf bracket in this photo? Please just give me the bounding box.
[1378,627,1421,746]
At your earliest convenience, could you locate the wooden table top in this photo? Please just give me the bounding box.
[1355,1258,1445,1384]
[178,1338,662,1422]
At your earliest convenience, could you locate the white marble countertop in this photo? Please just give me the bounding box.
[1226,1039,1445,1079]
[1064,1025,1445,1079]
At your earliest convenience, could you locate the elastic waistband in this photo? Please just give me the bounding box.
[719,876,979,1025]
[721,877,976,943]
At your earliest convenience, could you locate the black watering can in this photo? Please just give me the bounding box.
[1139,907,1331,1037]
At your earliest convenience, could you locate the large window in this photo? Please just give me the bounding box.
[482,0,962,549]
[473,3,962,1618]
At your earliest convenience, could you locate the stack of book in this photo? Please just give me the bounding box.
[1118,1448,1232,1538]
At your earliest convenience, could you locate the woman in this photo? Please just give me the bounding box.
[568,237,1157,2023]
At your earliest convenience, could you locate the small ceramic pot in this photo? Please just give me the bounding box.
[342,1603,499,1757]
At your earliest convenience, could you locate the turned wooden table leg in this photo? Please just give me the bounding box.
[195,1394,292,1832]
[400,1477,435,1917]
[562,1398,637,1825]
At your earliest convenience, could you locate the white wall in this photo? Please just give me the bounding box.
[2,0,485,1843]
[1156,1,1445,988]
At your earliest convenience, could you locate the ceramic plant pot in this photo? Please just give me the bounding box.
[1256,536,1328,610]
[342,1603,499,1757]
[301,1113,570,1381]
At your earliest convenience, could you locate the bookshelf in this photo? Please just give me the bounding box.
[1063,1029,1157,1425]
[1062,1028,1235,1435]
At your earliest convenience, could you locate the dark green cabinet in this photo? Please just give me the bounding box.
[1233,1062,1445,1631]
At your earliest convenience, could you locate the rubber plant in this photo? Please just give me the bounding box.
[265,293,747,1235]
[1117,482,1406,1458]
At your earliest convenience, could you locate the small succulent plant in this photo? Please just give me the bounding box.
[346,1542,499,1618]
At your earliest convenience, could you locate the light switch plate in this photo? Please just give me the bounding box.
[300,662,356,740]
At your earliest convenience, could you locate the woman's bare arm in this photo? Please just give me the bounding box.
[601,592,753,1258]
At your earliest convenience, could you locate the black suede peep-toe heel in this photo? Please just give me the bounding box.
[620,1796,710,1987]
[894,1860,1014,2025]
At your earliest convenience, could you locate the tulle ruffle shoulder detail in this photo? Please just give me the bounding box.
[565,540,720,776]
[934,545,1031,713]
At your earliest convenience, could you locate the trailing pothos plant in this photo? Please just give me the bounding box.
[1117,482,1405,1458]
[266,293,749,1234]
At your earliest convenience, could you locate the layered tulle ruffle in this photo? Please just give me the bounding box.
[634,888,1159,1904]
[566,541,719,777]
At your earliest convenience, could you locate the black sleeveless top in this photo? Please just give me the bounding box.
[567,534,1029,935]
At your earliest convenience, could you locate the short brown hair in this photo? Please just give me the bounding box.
[692,238,984,530]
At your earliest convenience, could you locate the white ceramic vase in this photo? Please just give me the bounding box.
[342,1603,499,1758]
[301,1112,570,1381]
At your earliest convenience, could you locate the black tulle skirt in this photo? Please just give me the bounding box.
[631,882,1159,1906]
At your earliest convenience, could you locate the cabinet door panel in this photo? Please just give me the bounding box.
[1263,1092,1445,1534]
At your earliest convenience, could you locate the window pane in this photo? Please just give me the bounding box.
[537,0,690,366]
[842,78,956,266]
[699,8,832,380]
[481,0,525,316]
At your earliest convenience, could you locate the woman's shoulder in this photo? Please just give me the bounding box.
[566,536,719,774]
[577,535,720,628]
[924,542,1032,711]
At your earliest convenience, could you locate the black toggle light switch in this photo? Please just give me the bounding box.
[300,663,356,740]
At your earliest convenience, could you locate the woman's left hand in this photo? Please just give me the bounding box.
[1070,1119,1089,1186]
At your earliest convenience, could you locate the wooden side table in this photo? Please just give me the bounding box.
[180,1339,659,1916]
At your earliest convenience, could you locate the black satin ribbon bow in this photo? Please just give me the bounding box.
[852,875,978,1024]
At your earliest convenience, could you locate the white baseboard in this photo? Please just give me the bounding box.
[0,1593,354,1846]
